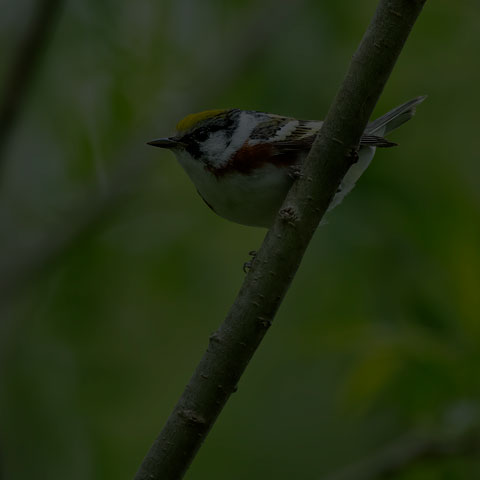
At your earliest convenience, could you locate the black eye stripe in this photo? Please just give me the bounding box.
[193,129,209,142]
[184,139,202,159]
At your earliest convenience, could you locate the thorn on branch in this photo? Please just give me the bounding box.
[279,206,299,226]
[243,250,257,273]
[348,148,359,164]
[209,332,221,343]
[178,409,207,427]
[257,316,272,329]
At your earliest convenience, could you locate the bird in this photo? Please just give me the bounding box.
[148,96,426,228]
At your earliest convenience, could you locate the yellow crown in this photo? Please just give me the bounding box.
[176,109,226,133]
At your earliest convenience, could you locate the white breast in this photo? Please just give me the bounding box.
[175,144,376,228]
[176,148,293,227]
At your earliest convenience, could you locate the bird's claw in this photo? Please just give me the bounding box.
[243,250,257,273]
[288,164,303,180]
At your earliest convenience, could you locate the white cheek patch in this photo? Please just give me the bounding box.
[201,131,227,158]
[221,111,258,163]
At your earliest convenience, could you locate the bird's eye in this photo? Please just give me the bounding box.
[180,129,207,145]
[194,129,209,142]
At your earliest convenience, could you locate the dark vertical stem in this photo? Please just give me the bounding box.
[0,0,64,171]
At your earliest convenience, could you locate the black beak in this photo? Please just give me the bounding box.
[147,137,181,149]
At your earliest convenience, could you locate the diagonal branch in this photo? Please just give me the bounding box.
[0,0,64,170]
[133,1,427,479]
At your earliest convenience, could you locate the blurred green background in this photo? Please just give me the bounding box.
[1,0,480,478]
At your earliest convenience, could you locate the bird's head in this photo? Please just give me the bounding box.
[147,109,241,162]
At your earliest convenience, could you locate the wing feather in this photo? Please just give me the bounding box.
[267,119,396,153]
[213,113,396,177]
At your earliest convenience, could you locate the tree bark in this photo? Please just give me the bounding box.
[134,1,427,479]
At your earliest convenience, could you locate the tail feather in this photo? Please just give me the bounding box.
[366,95,427,136]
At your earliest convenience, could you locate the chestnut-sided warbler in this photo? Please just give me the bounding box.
[148,96,425,227]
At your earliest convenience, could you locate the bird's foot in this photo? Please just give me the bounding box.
[288,164,303,180]
[243,250,257,273]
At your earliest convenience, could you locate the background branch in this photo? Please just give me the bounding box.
[0,0,64,170]
[134,1,427,479]
[322,424,480,480]
[0,0,303,307]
